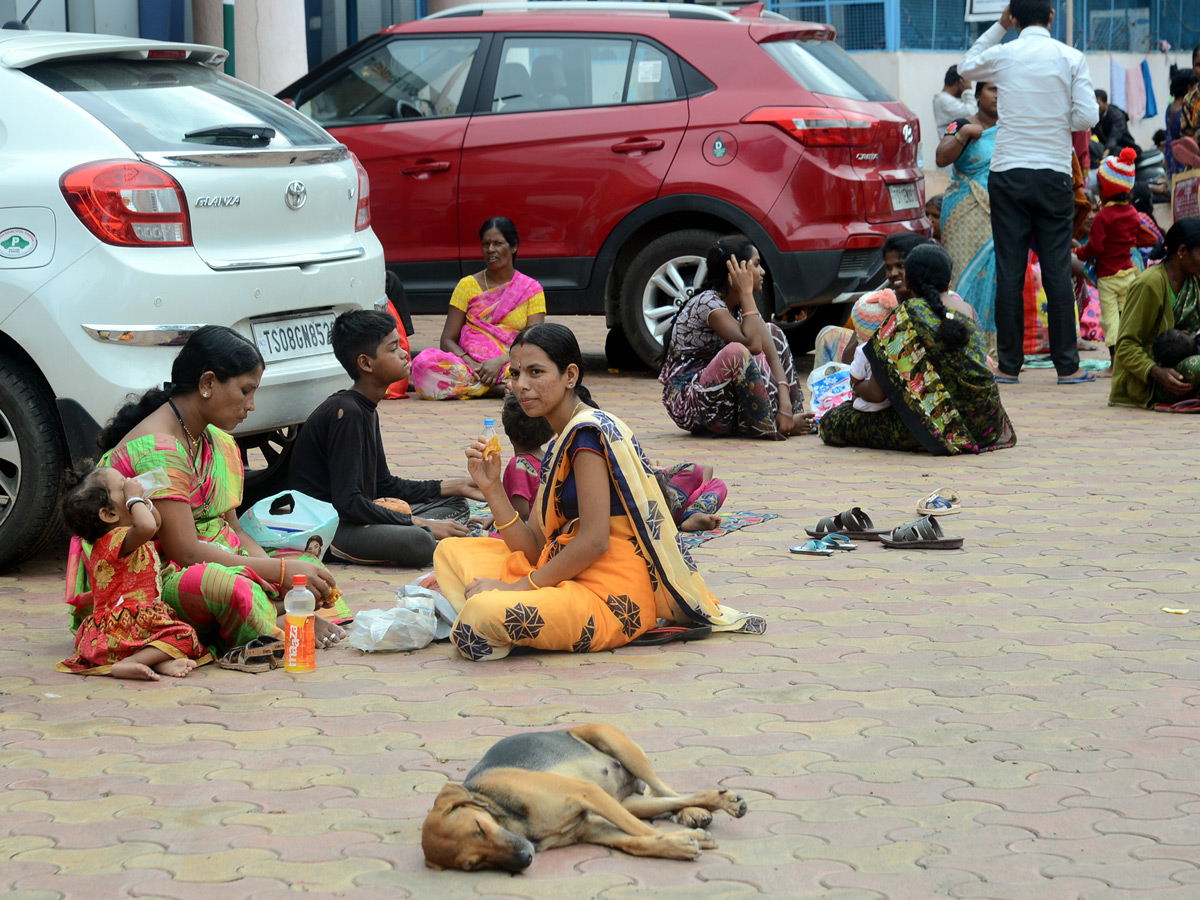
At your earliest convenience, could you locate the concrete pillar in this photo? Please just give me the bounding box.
[192,0,223,47]
[234,0,308,93]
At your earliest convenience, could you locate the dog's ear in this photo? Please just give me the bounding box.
[432,782,474,811]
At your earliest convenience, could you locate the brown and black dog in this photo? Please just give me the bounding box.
[422,724,748,872]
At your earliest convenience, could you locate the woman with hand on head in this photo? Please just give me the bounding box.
[433,323,764,661]
[410,216,546,400]
[67,326,344,657]
[659,234,810,439]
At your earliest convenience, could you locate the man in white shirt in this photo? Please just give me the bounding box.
[959,0,1098,384]
[932,65,977,133]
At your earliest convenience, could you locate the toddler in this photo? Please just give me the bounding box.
[57,464,210,680]
[848,289,900,413]
[1151,329,1200,401]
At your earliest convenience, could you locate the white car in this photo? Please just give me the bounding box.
[0,29,387,570]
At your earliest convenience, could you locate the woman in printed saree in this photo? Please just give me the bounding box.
[1110,219,1200,409]
[411,216,546,400]
[659,234,810,439]
[937,81,999,352]
[65,326,342,656]
[820,244,1016,455]
[434,323,765,661]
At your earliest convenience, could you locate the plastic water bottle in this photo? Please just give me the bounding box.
[284,574,316,672]
[483,417,501,462]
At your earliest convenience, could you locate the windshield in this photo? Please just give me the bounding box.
[27,60,335,151]
[762,40,893,102]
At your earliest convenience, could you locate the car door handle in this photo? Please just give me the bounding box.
[401,161,451,176]
[611,139,665,154]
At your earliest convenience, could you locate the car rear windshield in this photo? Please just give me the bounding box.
[26,59,335,151]
[762,40,893,103]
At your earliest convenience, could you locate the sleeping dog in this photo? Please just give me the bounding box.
[422,724,747,872]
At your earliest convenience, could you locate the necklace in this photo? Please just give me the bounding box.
[483,270,511,291]
[569,400,586,420]
[167,398,201,456]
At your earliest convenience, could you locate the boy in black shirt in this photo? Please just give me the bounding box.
[291,310,481,567]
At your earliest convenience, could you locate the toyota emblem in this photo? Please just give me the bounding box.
[902,124,914,144]
[285,181,307,210]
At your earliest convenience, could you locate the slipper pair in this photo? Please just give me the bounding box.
[791,533,858,556]
[217,635,284,673]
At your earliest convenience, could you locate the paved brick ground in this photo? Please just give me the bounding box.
[2,313,1198,899]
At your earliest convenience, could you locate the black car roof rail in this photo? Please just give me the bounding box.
[426,2,741,22]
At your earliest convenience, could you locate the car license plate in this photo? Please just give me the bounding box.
[251,311,336,363]
[888,182,920,211]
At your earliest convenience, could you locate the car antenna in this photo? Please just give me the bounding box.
[2,0,45,30]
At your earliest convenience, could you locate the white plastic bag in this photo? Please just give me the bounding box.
[348,586,445,652]
[238,490,339,553]
[807,362,853,420]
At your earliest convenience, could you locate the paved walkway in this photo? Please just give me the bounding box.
[2,315,1198,899]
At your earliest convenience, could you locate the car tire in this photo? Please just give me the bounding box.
[620,229,722,368]
[783,303,852,356]
[239,425,300,511]
[0,357,65,571]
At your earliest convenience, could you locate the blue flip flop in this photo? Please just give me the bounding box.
[818,533,858,551]
[790,540,834,557]
[994,374,1020,384]
[1057,372,1097,385]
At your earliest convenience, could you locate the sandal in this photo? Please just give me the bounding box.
[916,489,961,516]
[217,635,284,673]
[1154,398,1200,413]
[805,507,889,541]
[818,533,858,551]
[790,540,835,557]
[881,516,963,550]
[629,624,712,646]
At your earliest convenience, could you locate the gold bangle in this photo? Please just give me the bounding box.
[741,310,762,318]
[496,511,521,530]
[278,558,286,590]
[526,572,540,590]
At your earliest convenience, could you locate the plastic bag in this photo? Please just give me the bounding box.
[238,490,339,553]
[134,466,171,497]
[348,587,444,652]
[807,362,853,420]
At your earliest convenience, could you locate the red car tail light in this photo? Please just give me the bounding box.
[350,152,371,232]
[61,161,190,246]
[744,107,879,147]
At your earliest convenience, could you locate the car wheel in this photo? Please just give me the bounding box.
[239,425,300,510]
[782,304,852,356]
[0,357,65,571]
[620,229,721,368]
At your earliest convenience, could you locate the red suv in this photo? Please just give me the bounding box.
[280,2,926,365]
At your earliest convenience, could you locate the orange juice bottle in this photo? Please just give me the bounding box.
[283,575,316,672]
[483,418,502,461]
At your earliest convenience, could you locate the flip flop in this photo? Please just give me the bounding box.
[1155,398,1200,413]
[629,624,712,646]
[1057,372,1097,384]
[916,489,961,517]
[994,374,1020,384]
[805,507,889,541]
[217,635,283,673]
[881,515,963,550]
[791,540,835,557]
[818,533,858,551]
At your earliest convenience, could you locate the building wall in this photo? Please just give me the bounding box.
[854,50,1191,174]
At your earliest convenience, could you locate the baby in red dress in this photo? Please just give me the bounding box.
[57,465,211,680]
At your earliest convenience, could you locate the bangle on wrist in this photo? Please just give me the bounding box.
[496,511,521,530]
[526,572,540,590]
[741,309,761,318]
[125,496,148,510]
[954,131,967,145]
[278,558,287,589]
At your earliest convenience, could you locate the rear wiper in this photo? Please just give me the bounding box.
[183,124,276,146]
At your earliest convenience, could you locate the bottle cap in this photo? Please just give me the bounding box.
[293,574,307,586]
[484,418,495,427]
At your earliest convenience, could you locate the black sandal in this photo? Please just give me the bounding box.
[629,625,712,646]
[216,635,284,673]
[805,507,889,542]
[880,516,963,550]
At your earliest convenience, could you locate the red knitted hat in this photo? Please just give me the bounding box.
[1098,147,1137,198]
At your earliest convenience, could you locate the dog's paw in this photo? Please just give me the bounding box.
[716,790,748,818]
[674,806,713,829]
[658,830,705,860]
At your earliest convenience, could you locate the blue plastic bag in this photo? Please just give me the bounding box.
[238,490,339,553]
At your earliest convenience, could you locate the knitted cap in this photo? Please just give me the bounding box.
[851,288,899,343]
[1098,147,1137,198]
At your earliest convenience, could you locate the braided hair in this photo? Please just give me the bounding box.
[902,243,970,350]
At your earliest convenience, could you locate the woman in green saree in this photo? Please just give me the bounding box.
[1109,218,1200,408]
[819,244,1016,455]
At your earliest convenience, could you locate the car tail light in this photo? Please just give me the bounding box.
[744,107,879,147]
[61,161,190,246]
[146,49,187,60]
[350,152,371,232]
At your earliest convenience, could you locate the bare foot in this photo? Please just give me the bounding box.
[1078,340,1100,351]
[153,657,198,678]
[315,616,347,650]
[110,660,161,681]
[1098,366,1113,378]
[680,514,722,532]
